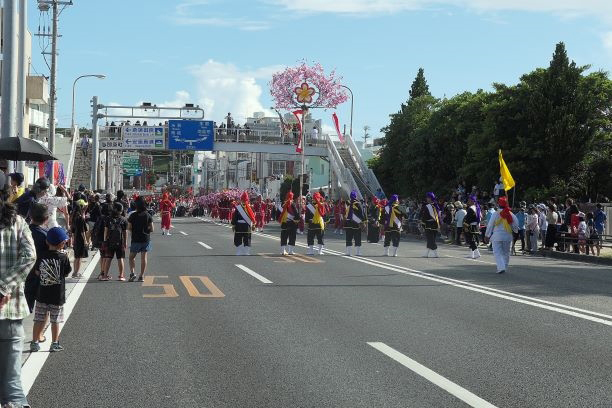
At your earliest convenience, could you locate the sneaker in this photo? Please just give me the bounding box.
[128,273,136,282]
[30,341,40,352]
[50,342,64,352]
[137,275,144,282]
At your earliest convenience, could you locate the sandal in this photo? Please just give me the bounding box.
[103,275,112,281]
[117,276,126,282]
[72,273,83,279]
[97,274,105,281]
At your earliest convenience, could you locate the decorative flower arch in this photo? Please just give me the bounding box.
[269,61,349,109]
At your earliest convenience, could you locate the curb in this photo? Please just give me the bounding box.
[537,250,612,266]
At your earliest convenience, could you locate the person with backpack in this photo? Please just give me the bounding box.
[127,197,154,282]
[101,202,127,281]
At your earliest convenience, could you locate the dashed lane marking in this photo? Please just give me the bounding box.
[368,342,498,408]
[235,264,273,284]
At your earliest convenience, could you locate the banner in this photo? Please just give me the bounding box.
[292,110,304,153]
[332,113,345,143]
[122,126,165,150]
[499,149,515,191]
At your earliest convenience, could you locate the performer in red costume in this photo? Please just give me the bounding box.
[254,195,265,232]
[160,192,175,236]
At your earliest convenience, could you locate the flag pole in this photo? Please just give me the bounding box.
[512,186,516,209]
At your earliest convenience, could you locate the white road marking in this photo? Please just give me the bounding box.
[235,264,273,284]
[368,342,498,408]
[198,241,212,250]
[23,251,101,395]
[179,231,188,236]
[225,226,612,326]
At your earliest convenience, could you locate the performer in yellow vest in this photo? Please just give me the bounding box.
[305,192,326,255]
[420,192,440,258]
[279,192,298,255]
[381,194,403,256]
[344,191,366,256]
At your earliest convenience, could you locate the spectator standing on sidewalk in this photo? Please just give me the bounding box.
[454,201,466,245]
[594,203,607,248]
[30,227,71,353]
[0,195,37,408]
[127,197,154,282]
[25,204,50,313]
[70,200,89,278]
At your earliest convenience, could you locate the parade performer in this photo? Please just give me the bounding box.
[334,200,344,234]
[305,192,326,255]
[485,196,519,274]
[254,195,265,232]
[382,194,403,256]
[367,198,383,243]
[420,192,440,258]
[463,194,482,259]
[279,192,298,255]
[231,192,256,256]
[344,191,366,256]
[160,193,175,236]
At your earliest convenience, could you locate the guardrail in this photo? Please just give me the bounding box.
[98,126,328,148]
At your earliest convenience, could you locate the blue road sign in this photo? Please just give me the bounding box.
[168,120,214,150]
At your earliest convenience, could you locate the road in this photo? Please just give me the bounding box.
[25,217,612,407]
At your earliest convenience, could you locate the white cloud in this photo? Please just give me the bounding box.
[269,0,612,19]
[171,1,270,31]
[187,60,283,123]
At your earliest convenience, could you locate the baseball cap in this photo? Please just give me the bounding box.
[47,227,69,245]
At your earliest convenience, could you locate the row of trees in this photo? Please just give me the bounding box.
[370,43,612,203]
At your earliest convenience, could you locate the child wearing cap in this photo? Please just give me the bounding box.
[30,227,72,353]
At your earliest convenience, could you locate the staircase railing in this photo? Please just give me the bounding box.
[326,134,363,200]
[345,135,383,196]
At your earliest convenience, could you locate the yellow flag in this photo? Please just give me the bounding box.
[499,149,515,191]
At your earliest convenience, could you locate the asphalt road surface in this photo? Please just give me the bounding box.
[26,217,612,407]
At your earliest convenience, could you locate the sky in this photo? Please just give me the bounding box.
[28,0,612,141]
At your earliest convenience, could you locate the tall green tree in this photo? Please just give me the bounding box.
[372,42,612,202]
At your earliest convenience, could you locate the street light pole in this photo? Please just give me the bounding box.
[340,85,353,141]
[72,74,106,138]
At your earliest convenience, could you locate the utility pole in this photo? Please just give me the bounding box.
[90,96,100,190]
[1,0,18,152]
[37,0,73,155]
[16,0,28,174]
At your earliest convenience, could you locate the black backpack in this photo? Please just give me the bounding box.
[106,217,123,248]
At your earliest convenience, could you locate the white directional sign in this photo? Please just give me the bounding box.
[122,126,165,150]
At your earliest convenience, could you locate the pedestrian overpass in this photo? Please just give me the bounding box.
[87,126,383,200]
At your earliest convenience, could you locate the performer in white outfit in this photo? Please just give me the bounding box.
[485,196,519,274]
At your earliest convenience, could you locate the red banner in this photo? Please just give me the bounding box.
[332,113,344,143]
[292,110,304,153]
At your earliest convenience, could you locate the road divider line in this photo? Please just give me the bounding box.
[198,241,212,250]
[213,225,612,326]
[179,231,188,236]
[23,251,101,396]
[235,264,273,284]
[367,342,497,408]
